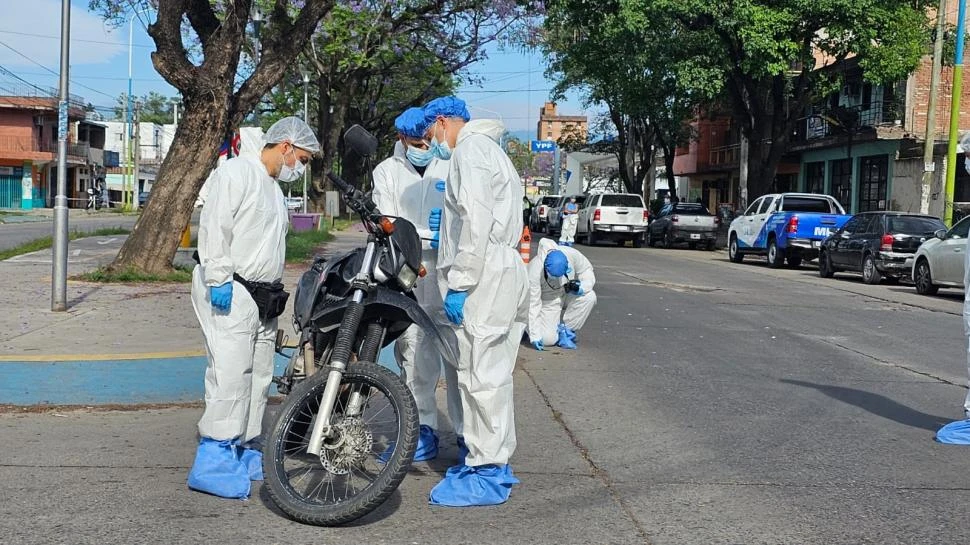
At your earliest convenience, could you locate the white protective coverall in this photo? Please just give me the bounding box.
[559,202,579,244]
[437,119,530,467]
[191,153,287,442]
[528,238,598,345]
[372,142,462,435]
[963,233,970,418]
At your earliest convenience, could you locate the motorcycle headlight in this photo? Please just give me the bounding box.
[396,264,419,290]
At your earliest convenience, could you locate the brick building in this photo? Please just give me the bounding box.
[537,102,588,144]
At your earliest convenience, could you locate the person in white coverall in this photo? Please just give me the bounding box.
[559,196,579,246]
[422,95,529,507]
[528,238,597,351]
[371,107,462,463]
[187,117,320,500]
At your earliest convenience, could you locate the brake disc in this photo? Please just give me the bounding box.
[319,417,373,475]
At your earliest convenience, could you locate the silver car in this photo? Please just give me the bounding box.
[911,215,970,295]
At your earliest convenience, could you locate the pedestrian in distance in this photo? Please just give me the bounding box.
[371,107,463,464]
[528,238,597,351]
[559,195,579,246]
[422,95,529,507]
[187,116,320,499]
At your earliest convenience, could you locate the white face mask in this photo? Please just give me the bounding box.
[278,148,305,183]
[429,122,453,161]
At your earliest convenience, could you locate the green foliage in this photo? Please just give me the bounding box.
[113,91,179,124]
[285,228,334,263]
[76,266,193,283]
[0,228,131,261]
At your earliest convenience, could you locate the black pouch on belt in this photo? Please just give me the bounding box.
[233,273,289,321]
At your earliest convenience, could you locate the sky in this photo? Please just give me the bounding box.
[0,0,592,141]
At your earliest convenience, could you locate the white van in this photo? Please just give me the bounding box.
[577,193,649,247]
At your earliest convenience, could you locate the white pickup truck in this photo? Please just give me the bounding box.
[576,193,649,247]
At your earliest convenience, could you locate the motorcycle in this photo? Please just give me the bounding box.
[262,125,460,526]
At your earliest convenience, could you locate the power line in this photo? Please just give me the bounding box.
[12,70,166,83]
[0,29,153,49]
[0,38,117,101]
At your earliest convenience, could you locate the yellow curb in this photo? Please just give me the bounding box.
[0,350,207,362]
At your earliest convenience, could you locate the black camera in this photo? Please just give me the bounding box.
[565,279,581,294]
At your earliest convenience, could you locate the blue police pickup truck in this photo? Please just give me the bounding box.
[727,193,852,268]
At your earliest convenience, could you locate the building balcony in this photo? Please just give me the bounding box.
[709,144,740,168]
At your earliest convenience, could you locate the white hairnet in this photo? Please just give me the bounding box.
[264,116,321,154]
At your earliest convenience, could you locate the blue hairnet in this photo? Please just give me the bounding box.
[423,96,471,125]
[395,107,431,138]
[545,250,568,278]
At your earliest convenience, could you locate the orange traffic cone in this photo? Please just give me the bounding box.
[519,225,532,263]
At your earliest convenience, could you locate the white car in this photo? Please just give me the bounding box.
[577,192,649,247]
[285,196,305,211]
[911,215,970,295]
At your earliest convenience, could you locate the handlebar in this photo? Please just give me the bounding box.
[328,172,382,224]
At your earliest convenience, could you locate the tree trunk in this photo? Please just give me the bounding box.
[111,99,226,273]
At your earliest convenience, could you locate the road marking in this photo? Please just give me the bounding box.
[96,238,117,245]
[72,249,81,256]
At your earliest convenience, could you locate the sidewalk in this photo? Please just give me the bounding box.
[0,226,369,405]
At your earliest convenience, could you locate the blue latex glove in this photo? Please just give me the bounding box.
[435,180,446,192]
[429,208,442,232]
[209,282,233,312]
[430,231,440,250]
[444,290,468,325]
[532,339,544,351]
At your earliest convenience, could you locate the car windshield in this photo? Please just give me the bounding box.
[600,194,643,207]
[887,215,946,235]
[780,196,835,213]
[541,197,558,206]
[674,203,710,215]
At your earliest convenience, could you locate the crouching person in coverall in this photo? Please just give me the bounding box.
[371,107,463,463]
[187,117,320,499]
[527,238,597,351]
[422,95,530,507]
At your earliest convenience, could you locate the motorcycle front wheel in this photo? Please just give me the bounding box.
[263,361,418,526]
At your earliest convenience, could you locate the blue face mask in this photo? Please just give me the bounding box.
[406,145,434,168]
[429,123,453,161]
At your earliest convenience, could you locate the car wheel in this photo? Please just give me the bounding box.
[766,238,785,268]
[662,230,674,249]
[914,258,939,295]
[862,254,882,284]
[818,251,835,278]
[588,230,598,246]
[632,235,644,248]
[687,242,697,250]
[647,230,656,247]
[786,254,802,268]
[706,240,716,251]
[729,235,744,263]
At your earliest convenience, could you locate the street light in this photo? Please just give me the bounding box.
[126,8,153,211]
[302,70,310,214]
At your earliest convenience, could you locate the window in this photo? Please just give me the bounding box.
[673,203,711,215]
[858,155,888,212]
[600,194,643,207]
[887,215,946,235]
[865,215,884,234]
[780,196,836,213]
[757,197,774,215]
[830,159,852,211]
[744,197,764,216]
[805,162,825,194]
[840,215,862,235]
[949,216,970,239]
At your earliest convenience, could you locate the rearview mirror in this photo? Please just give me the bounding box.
[935,228,947,240]
[343,124,379,157]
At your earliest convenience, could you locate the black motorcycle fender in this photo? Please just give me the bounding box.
[309,287,460,368]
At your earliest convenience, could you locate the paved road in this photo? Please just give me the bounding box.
[2,237,969,544]
[0,214,139,251]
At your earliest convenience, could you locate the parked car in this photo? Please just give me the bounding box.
[285,196,305,211]
[646,202,718,250]
[530,195,560,232]
[728,193,852,268]
[910,214,970,295]
[576,192,648,246]
[547,194,587,236]
[138,191,150,207]
[818,212,946,284]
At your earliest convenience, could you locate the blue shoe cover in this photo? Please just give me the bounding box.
[429,463,520,507]
[936,419,970,444]
[187,438,250,499]
[239,447,264,481]
[456,436,469,464]
[557,325,577,350]
[414,425,440,462]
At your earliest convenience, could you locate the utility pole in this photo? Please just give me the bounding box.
[133,102,141,211]
[946,0,968,225]
[922,0,947,215]
[302,71,310,214]
[51,0,70,311]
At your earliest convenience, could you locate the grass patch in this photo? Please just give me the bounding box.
[75,266,192,283]
[286,228,334,263]
[329,218,355,232]
[0,227,130,261]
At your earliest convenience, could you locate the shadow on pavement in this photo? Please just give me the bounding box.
[781,379,952,432]
[255,481,403,526]
[884,287,963,302]
[67,285,103,308]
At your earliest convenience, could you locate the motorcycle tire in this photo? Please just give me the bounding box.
[263,361,419,526]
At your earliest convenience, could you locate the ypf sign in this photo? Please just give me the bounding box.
[531,140,557,153]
